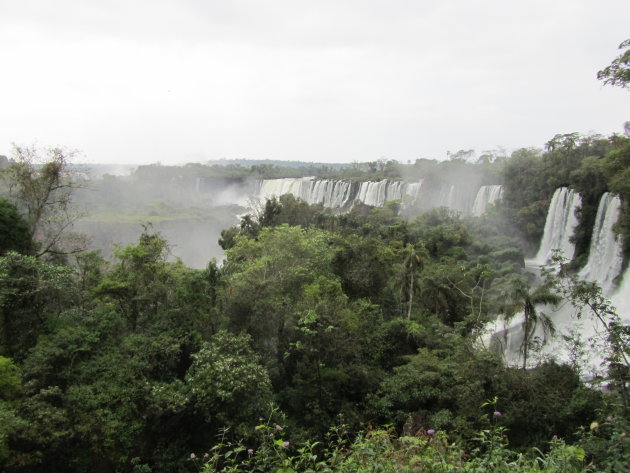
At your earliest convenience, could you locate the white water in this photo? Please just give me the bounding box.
[531,187,581,266]
[356,180,405,207]
[257,178,422,209]
[257,178,355,208]
[257,177,493,215]
[403,180,423,207]
[471,185,503,216]
[487,190,629,375]
[578,193,624,294]
[612,269,630,323]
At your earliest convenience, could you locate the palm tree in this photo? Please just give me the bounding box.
[499,275,561,369]
[399,243,425,320]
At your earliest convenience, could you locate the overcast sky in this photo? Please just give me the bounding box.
[1,0,628,165]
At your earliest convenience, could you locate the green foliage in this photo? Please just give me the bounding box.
[369,341,601,450]
[96,231,174,331]
[0,199,32,255]
[185,331,273,431]
[0,252,75,360]
[601,143,630,259]
[1,145,85,260]
[0,356,21,400]
[0,231,231,472]
[542,253,630,397]
[222,226,338,368]
[0,356,21,461]
[332,235,396,302]
[1,162,627,473]
[283,276,375,431]
[598,38,630,89]
[494,363,602,448]
[193,414,590,473]
[500,132,630,261]
[495,275,561,369]
[578,405,630,472]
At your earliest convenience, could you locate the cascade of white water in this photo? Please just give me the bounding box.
[472,185,503,216]
[258,177,312,203]
[404,180,423,203]
[258,178,431,210]
[486,189,629,375]
[488,188,580,367]
[578,193,624,295]
[612,269,630,324]
[386,181,404,203]
[356,180,387,206]
[309,179,354,207]
[446,185,457,209]
[532,187,581,265]
[260,178,503,216]
[601,194,629,333]
[400,180,423,209]
[443,185,456,209]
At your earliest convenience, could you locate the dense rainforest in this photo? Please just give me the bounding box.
[0,122,629,473]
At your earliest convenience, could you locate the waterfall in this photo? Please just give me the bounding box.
[490,187,580,367]
[436,184,455,209]
[258,178,353,208]
[404,180,423,203]
[356,180,387,206]
[612,269,630,325]
[578,193,624,295]
[257,178,422,209]
[258,178,307,202]
[604,193,629,327]
[487,189,629,375]
[355,180,407,207]
[308,179,355,207]
[258,178,495,215]
[532,187,581,265]
[472,185,503,216]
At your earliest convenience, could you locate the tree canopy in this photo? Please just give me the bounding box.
[598,38,630,89]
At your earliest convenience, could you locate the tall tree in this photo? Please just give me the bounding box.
[1,145,85,260]
[399,243,425,320]
[498,275,560,369]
